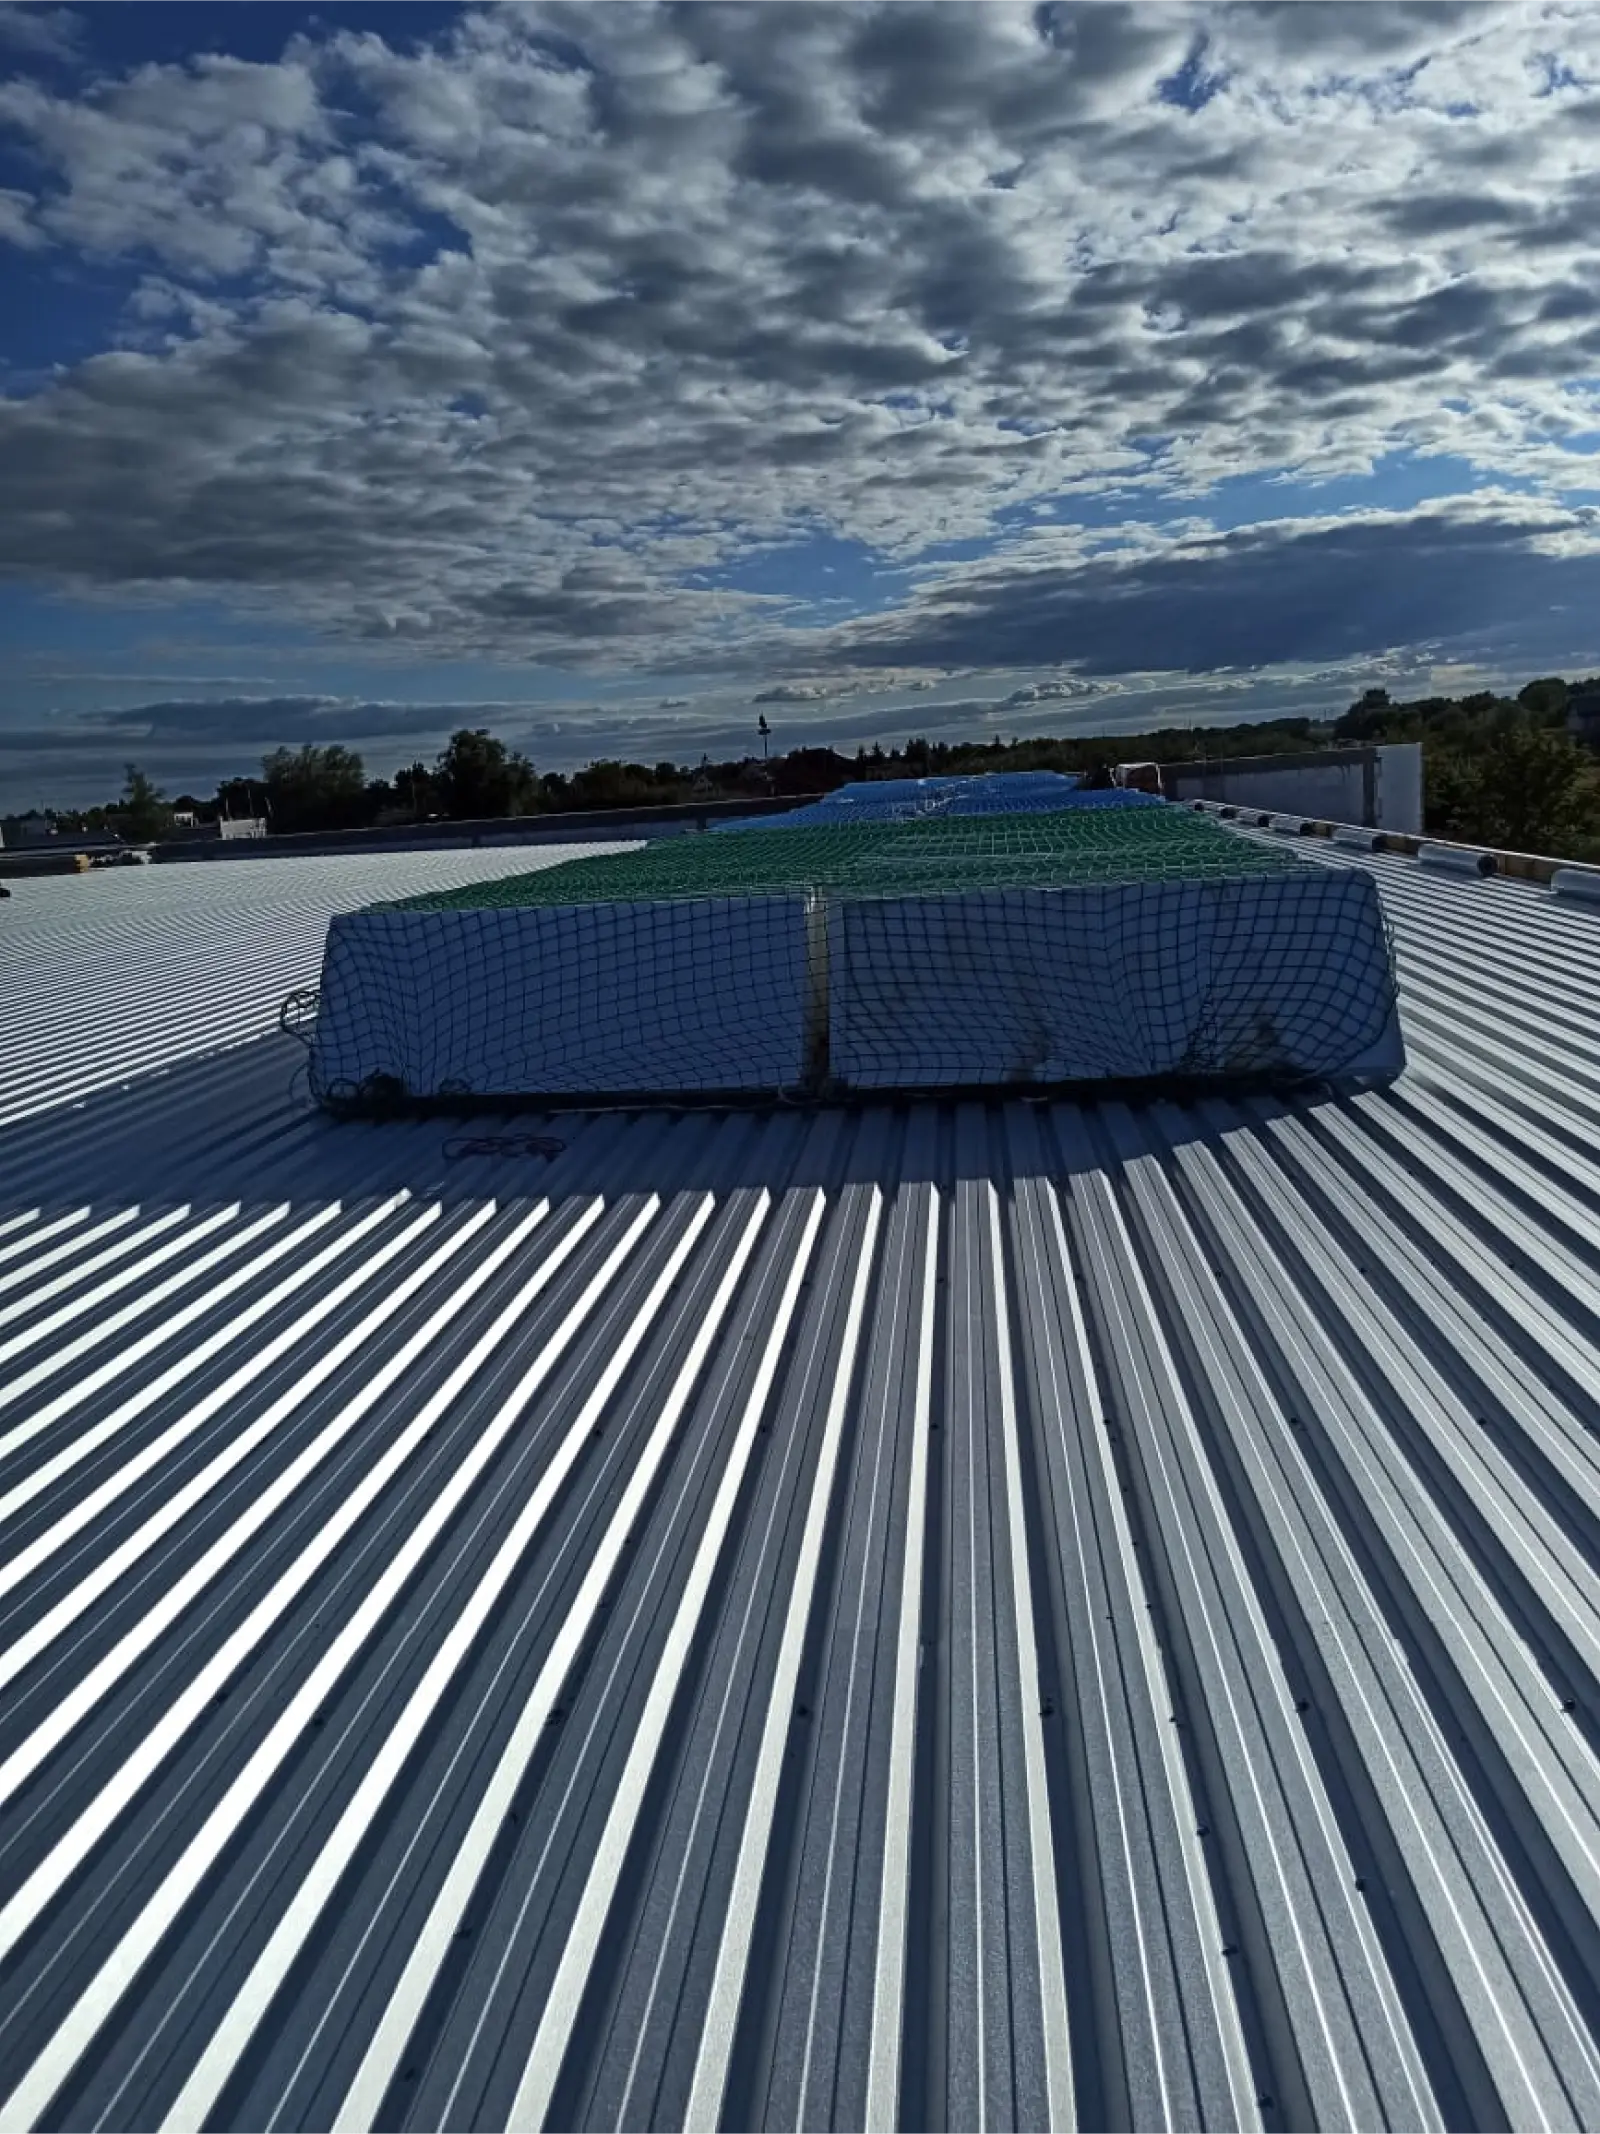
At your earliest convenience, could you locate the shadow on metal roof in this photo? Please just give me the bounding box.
[0,1030,1381,1219]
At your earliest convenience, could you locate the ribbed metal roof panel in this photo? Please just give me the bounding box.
[0,848,629,1127]
[0,842,1597,2130]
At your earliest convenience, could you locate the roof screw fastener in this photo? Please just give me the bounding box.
[1221,1943,1239,1958]
[1196,1824,1210,1838]
[1295,1698,1310,1714]
[1562,1698,1577,1712]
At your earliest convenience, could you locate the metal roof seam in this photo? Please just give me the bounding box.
[2,842,1599,2130]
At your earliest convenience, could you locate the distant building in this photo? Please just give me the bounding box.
[0,823,128,870]
[1566,687,1600,749]
[1,812,55,847]
[1114,762,1165,796]
[162,814,267,842]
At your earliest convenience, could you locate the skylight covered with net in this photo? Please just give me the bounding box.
[308,791,1403,1108]
[381,806,1301,914]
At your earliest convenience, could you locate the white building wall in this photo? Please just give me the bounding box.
[1162,744,1423,832]
[1374,743,1423,834]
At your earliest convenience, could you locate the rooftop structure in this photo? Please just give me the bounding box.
[0,839,1597,2130]
[707,770,1105,826]
[313,803,1404,1108]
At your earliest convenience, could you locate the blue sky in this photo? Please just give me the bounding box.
[5,0,1600,805]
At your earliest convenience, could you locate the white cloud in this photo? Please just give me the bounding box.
[2,1,1600,690]
[1005,678,1102,704]
[0,184,43,249]
[0,4,81,65]
[814,492,1600,678]
[752,681,844,704]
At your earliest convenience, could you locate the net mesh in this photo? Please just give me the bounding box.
[830,873,1399,1089]
[713,770,1102,827]
[710,771,1186,829]
[309,799,1403,1109]
[379,806,1300,913]
[310,897,810,1107]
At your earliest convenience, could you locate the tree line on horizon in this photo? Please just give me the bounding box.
[36,671,1600,862]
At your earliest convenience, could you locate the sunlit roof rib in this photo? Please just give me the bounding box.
[0,844,1597,2130]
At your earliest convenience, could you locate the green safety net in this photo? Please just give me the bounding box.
[307,803,1402,1110]
[378,807,1301,912]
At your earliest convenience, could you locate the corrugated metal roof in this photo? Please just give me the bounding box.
[0,848,628,1128]
[1,842,1598,2131]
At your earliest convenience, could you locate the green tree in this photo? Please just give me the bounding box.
[120,764,171,841]
[568,758,659,809]
[1478,723,1595,852]
[216,776,267,822]
[262,744,367,833]
[1334,688,1398,742]
[1427,724,1596,853]
[1424,747,1488,844]
[1517,676,1570,725]
[393,761,439,819]
[434,729,537,818]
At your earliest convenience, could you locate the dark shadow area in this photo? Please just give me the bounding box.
[0,1028,1381,1222]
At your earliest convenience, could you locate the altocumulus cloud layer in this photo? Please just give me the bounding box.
[4,0,1600,775]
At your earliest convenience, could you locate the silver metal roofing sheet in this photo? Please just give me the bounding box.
[0,841,1597,2131]
[0,848,630,1128]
